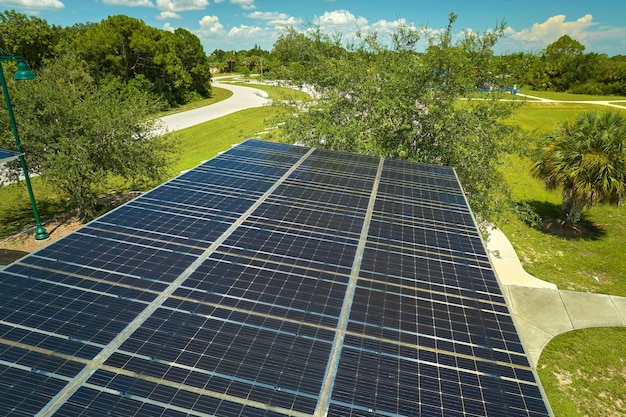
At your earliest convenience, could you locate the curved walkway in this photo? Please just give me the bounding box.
[157,77,270,133]
[516,92,626,109]
[486,226,626,367]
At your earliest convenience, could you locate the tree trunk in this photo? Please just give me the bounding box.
[561,193,584,228]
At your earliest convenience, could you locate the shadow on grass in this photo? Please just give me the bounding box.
[524,200,606,240]
[0,249,29,265]
[0,198,68,239]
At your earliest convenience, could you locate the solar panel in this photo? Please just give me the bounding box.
[0,139,552,416]
[0,148,22,164]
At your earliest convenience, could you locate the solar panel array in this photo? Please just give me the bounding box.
[0,139,552,416]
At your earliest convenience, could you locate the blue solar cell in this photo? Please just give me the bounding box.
[0,148,21,163]
[0,366,68,415]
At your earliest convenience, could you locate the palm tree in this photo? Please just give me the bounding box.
[531,110,626,228]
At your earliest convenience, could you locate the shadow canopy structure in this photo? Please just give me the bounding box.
[0,139,551,416]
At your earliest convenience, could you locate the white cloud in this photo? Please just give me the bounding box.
[583,25,626,48]
[315,10,368,28]
[246,11,302,28]
[269,15,302,27]
[191,0,252,10]
[155,0,209,11]
[231,0,255,10]
[512,14,595,44]
[157,11,181,20]
[496,14,626,54]
[246,11,288,21]
[228,24,267,38]
[312,9,369,40]
[0,0,64,9]
[370,17,418,34]
[311,11,424,45]
[198,15,225,34]
[162,22,175,32]
[102,0,153,6]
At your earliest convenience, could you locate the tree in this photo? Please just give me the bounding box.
[73,15,211,105]
[223,51,238,73]
[209,49,227,61]
[495,52,539,88]
[544,35,586,91]
[271,26,347,86]
[0,57,176,219]
[597,56,626,95]
[274,15,523,223]
[531,111,626,227]
[171,28,212,97]
[0,10,59,69]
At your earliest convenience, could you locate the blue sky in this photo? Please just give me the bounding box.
[2,0,626,56]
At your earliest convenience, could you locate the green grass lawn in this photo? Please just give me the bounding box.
[537,328,626,417]
[169,106,283,173]
[499,98,626,417]
[499,101,626,296]
[0,179,66,238]
[506,102,599,132]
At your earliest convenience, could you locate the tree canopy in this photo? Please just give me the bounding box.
[0,11,211,219]
[273,15,523,223]
[0,10,58,68]
[1,57,175,219]
[531,110,626,227]
[0,11,212,107]
[71,15,212,105]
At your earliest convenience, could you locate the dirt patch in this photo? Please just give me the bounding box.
[554,369,573,386]
[542,218,605,239]
[0,216,83,264]
[542,218,586,237]
[0,192,140,265]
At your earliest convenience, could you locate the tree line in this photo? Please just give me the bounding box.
[1,9,624,227]
[0,10,184,219]
[0,10,212,106]
[212,34,626,97]
[3,8,625,108]
[501,35,626,95]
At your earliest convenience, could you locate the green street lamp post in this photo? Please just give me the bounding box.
[0,50,49,240]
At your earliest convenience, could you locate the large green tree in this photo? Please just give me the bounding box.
[73,15,211,105]
[531,111,626,227]
[1,57,175,219]
[274,15,522,222]
[171,28,212,97]
[0,9,59,68]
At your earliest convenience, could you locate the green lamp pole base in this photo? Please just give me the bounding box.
[34,225,50,241]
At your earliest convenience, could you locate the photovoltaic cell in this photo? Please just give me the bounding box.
[0,148,21,164]
[0,139,551,416]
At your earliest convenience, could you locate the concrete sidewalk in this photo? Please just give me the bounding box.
[516,92,626,109]
[486,227,626,367]
[157,78,270,133]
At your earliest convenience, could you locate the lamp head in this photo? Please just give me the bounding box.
[14,61,36,81]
